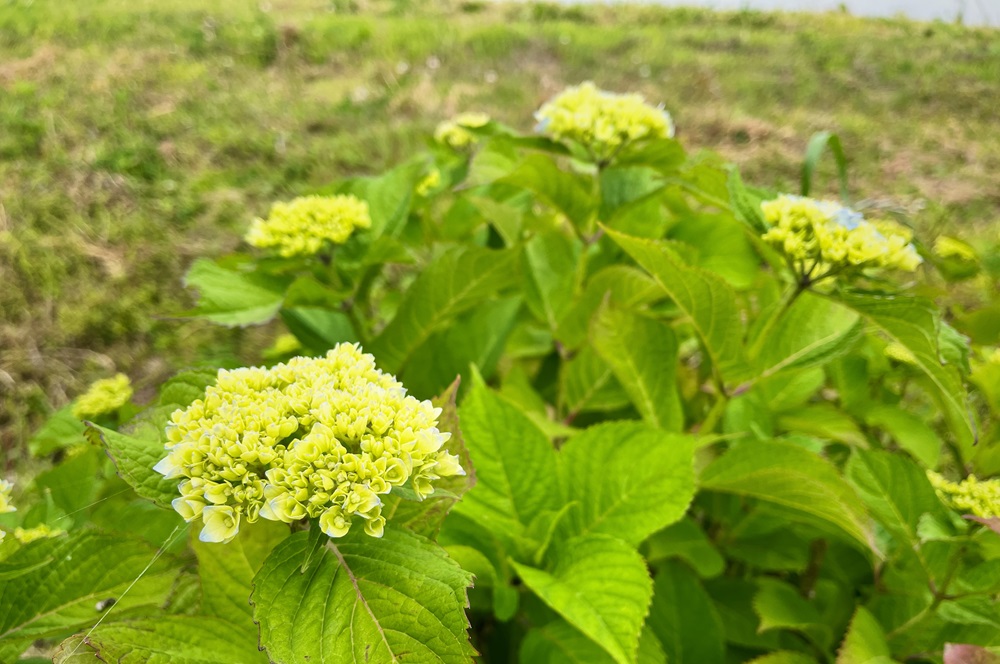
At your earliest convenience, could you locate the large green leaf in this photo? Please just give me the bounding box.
[338,161,420,238]
[512,535,653,664]
[453,381,557,543]
[836,606,895,664]
[85,422,177,509]
[591,305,684,431]
[182,258,288,327]
[0,531,177,654]
[845,449,949,558]
[280,307,357,352]
[863,405,940,469]
[559,346,631,416]
[370,246,521,373]
[28,405,85,457]
[700,440,874,552]
[524,229,582,331]
[555,265,661,350]
[402,297,521,399]
[520,620,666,664]
[251,529,474,664]
[606,229,748,382]
[836,292,975,454]
[557,422,694,546]
[54,616,266,664]
[500,154,594,226]
[193,520,289,634]
[755,292,863,378]
[646,560,725,664]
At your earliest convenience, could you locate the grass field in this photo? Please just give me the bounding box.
[2,0,998,464]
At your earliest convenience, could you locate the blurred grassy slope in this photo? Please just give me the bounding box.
[1,0,998,458]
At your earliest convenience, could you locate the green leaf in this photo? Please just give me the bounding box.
[500,154,594,226]
[34,447,101,522]
[512,535,653,664]
[156,369,216,410]
[727,167,769,233]
[936,596,1000,628]
[251,529,474,663]
[55,616,267,664]
[845,449,949,556]
[370,246,521,373]
[645,518,725,578]
[556,265,661,350]
[28,406,85,457]
[557,421,695,546]
[85,422,177,509]
[519,620,666,664]
[863,405,941,468]
[836,292,975,454]
[700,440,874,552]
[559,346,631,416]
[182,258,288,327]
[646,560,726,664]
[591,305,684,431]
[605,228,748,382]
[0,531,177,650]
[801,130,850,203]
[525,229,582,331]
[454,381,557,544]
[599,166,664,223]
[339,161,420,238]
[280,307,357,352]
[614,137,686,174]
[777,404,868,447]
[402,297,521,399]
[193,520,289,635]
[755,292,862,378]
[669,212,760,289]
[753,579,831,649]
[836,606,894,664]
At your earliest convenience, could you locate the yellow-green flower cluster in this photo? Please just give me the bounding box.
[13,524,65,544]
[154,343,464,544]
[72,374,132,420]
[434,113,490,150]
[245,195,372,258]
[761,195,922,278]
[416,169,442,197]
[929,471,1000,519]
[534,82,674,161]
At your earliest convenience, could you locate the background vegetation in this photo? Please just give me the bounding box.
[2,0,998,468]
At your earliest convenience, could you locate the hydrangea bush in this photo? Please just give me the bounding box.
[2,82,999,664]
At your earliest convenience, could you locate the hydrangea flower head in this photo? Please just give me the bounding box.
[0,479,15,514]
[535,82,674,161]
[154,343,465,544]
[761,195,922,279]
[245,195,371,258]
[929,471,1000,520]
[72,374,133,420]
[434,113,490,150]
